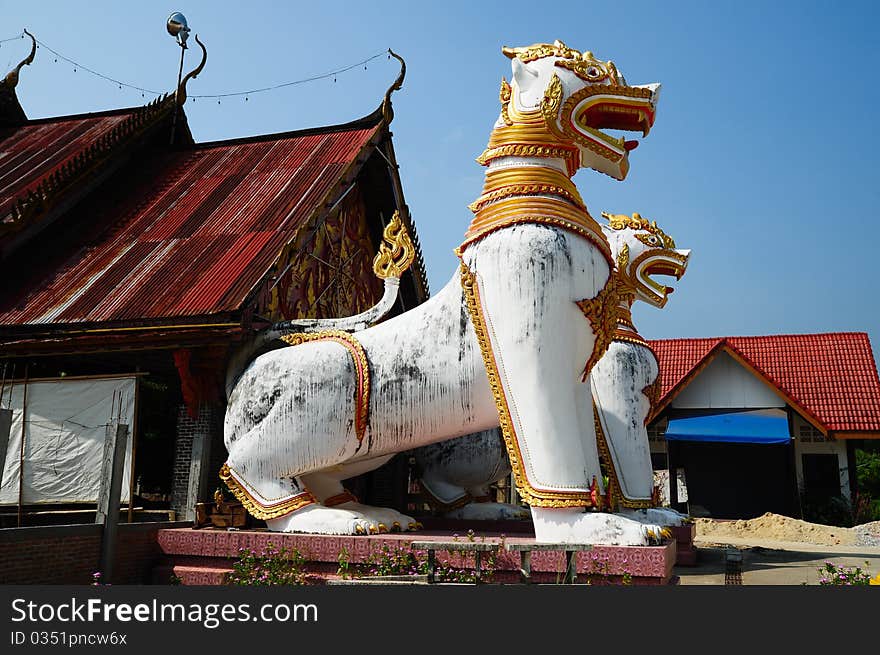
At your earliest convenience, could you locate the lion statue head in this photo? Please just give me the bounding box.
[602,212,690,308]
[478,40,660,181]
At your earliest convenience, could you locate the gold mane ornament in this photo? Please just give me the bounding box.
[603,211,676,249]
[502,40,624,85]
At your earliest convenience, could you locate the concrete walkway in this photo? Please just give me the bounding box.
[676,538,880,585]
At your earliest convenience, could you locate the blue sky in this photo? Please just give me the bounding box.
[4,1,879,354]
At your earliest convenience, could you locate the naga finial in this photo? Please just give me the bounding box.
[3,30,36,89]
[373,210,415,279]
[176,34,207,106]
[381,49,406,124]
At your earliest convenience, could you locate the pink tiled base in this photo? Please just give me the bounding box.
[155,528,677,585]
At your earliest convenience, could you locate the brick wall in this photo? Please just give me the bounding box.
[0,521,188,585]
[171,403,226,518]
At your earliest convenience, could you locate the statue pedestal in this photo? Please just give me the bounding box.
[153,527,678,585]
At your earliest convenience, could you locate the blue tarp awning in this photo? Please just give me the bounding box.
[665,410,790,444]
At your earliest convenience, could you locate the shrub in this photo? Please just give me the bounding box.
[853,492,880,525]
[816,561,872,586]
[226,542,310,586]
[856,447,880,497]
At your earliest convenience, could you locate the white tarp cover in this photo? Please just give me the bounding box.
[0,376,135,505]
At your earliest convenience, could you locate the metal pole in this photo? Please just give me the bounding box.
[170,45,186,145]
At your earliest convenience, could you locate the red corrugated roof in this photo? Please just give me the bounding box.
[0,109,135,217]
[0,118,381,325]
[649,333,880,433]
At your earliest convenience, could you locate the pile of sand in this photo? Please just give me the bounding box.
[695,512,857,547]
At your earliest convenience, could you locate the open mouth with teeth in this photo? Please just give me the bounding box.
[633,251,689,307]
[569,86,657,159]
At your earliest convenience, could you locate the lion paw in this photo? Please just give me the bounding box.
[617,507,688,527]
[335,502,417,535]
[265,505,378,536]
[531,508,669,546]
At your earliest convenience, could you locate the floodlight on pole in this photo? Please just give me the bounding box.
[167,11,190,144]
[167,12,190,49]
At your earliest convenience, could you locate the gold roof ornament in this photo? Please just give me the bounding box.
[381,49,406,124]
[175,34,207,106]
[373,210,415,279]
[3,30,36,89]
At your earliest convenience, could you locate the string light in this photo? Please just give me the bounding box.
[5,31,390,102]
[0,33,25,45]
[188,50,387,100]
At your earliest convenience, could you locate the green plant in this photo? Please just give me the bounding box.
[856,447,880,497]
[853,492,880,525]
[168,573,182,586]
[226,542,310,586]
[817,561,873,586]
[336,546,352,579]
[350,543,499,583]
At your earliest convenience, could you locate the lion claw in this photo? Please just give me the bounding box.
[391,521,402,532]
[378,523,389,534]
[368,524,379,535]
[355,524,365,535]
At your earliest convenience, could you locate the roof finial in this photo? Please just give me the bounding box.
[3,30,36,89]
[176,34,207,106]
[381,49,406,124]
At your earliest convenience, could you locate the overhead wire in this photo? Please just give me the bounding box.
[2,30,390,102]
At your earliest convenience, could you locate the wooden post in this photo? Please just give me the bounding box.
[0,408,11,489]
[668,440,680,509]
[127,379,140,523]
[96,423,129,584]
[519,550,532,584]
[185,423,211,522]
[17,367,28,527]
[845,438,858,501]
[426,549,436,584]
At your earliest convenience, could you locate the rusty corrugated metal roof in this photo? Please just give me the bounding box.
[0,109,135,218]
[0,116,382,326]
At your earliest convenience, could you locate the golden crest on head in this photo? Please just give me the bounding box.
[501,40,584,63]
[501,40,620,85]
[602,212,676,249]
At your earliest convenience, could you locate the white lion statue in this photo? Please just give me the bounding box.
[222,41,666,544]
[414,212,690,527]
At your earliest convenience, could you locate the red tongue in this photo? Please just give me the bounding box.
[665,286,675,294]
[624,140,639,151]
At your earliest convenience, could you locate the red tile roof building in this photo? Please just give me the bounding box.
[649,333,880,437]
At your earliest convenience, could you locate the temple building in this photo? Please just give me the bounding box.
[646,333,880,519]
[0,38,428,525]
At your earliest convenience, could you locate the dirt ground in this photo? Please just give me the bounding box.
[676,513,880,585]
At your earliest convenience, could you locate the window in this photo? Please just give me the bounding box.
[798,423,824,443]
